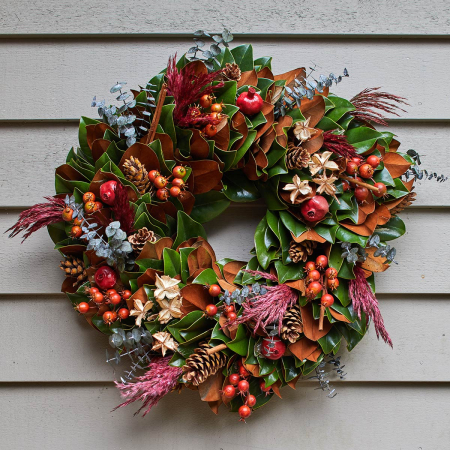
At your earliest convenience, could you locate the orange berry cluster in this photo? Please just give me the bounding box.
[76,287,132,325]
[150,165,187,201]
[304,255,339,308]
[198,95,226,137]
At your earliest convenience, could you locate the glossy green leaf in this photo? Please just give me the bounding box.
[166,311,204,343]
[172,211,207,249]
[190,191,231,223]
[222,169,261,202]
[346,127,383,154]
[335,227,369,247]
[226,324,249,356]
[192,268,218,286]
[162,248,181,278]
[255,217,278,270]
[279,210,307,238]
[230,44,254,71]
[274,260,304,284]
[375,216,406,241]
[318,326,342,353]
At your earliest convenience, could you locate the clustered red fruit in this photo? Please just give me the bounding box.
[344,154,387,200]
[222,359,268,422]
[148,165,188,202]
[77,283,132,325]
[304,255,340,299]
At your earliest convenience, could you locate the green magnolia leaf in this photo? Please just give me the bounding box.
[255,217,279,270]
[318,326,342,353]
[282,357,302,382]
[335,226,369,247]
[257,354,279,377]
[190,191,231,223]
[336,323,365,351]
[375,216,406,241]
[159,104,177,146]
[279,210,307,238]
[326,95,356,122]
[337,260,355,280]
[166,311,204,342]
[192,268,219,286]
[180,247,196,284]
[223,170,261,202]
[346,127,384,154]
[274,260,303,284]
[333,278,351,307]
[211,322,231,343]
[163,248,181,278]
[172,211,207,249]
[227,324,249,356]
[230,44,254,71]
[78,116,100,158]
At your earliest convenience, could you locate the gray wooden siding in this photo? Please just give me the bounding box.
[0,1,449,449]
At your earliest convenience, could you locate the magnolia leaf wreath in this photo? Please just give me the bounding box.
[7,30,445,422]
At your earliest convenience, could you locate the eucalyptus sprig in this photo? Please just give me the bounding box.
[186,29,233,71]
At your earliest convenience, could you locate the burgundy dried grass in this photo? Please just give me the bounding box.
[349,266,393,347]
[6,196,65,243]
[113,356,182,416]
[166,55,224,127]
[350,87,409,126]
[322,130,359,159]
[230,270,298,334]
[111,182,135,235]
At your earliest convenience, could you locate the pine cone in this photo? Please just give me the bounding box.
[128,227,157,253]
[286,143,310,170]
[390,189,416,215]
[281,304,303,343]
[182,343,227,386]
[220,63,242,82]
[122,156,152,195]
[60,256,87,287]
[289,240,317,263]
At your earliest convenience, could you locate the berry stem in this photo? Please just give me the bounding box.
[319,305,325,331]
[205,343,227,355]
[341,175,380,193]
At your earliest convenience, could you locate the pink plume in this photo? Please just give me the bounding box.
[350,87,408,126]
[166,54,224,126]
[322,130,359,159]
[6,196,66,242]
[229,270,298,333]
[113,356,182,416]
[349,266,393,347]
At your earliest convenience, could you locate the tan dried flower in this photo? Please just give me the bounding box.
[130,299,154,327]
[312,173,340,202]
[152,332,179,357]
[156,295,183,324]
[283,175,312,203]
[308,151,339,176]
[154,274,181,301]
[293,117,316,142]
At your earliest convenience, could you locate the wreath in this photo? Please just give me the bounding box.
[8,30,439,421]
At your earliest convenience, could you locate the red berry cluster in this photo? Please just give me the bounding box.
[204,284,222,317]
[344,155,387,202]
[76,287,132,325]
[222,360,256,422]
[149,165,187,202]
[198,95,227,137]
[305,255,338,303]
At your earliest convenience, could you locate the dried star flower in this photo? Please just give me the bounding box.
[283,175,312,203]
[130,299,154,327]
[156,295,183,324]
[152,332,178,357]
[308,151,339,176]
[154,274,181,301]
[293,117,316,143]
[312,173,340,202]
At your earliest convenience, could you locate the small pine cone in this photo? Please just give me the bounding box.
[289,240,317,263]
[286,143,310,170]
[128,227,157,253]
[390,189,416,215]
[122,156,151,195]
[60,256,87,287]
[281,304,303,343]
[182,343,227,386]
[220,63,242,82]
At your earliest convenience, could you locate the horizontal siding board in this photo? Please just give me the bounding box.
[1,122,449,207]
[1,296,449,382]
[1,0,450,36]
[1,208,449,294]
[1,39,450,120]
[1,383,449,449]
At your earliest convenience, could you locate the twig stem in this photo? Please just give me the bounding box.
[341,175,380,193]
[206,343,227,355]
